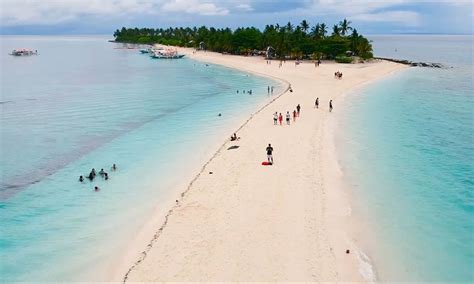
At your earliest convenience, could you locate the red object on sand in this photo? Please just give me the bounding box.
[261,161,272,166]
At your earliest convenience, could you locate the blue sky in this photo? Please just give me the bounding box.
[1,0,472,35]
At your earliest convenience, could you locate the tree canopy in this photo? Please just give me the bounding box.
[113,19,373,59]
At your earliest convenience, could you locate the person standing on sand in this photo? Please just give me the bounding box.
[278,113,283,125]
[315,98,319,108]
[329,100,333,112]
[273,112,278,125]
[286,111,291,125]
[266,144,274,164]
[293,110,297,122]
[296,104,301,116]
[267,86,270,94]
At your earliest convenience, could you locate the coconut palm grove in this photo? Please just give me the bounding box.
[113,19,373,61]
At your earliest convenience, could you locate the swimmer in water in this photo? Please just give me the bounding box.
[94,186,100,192]
[79,176,84,182]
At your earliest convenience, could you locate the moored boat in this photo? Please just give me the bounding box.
[10,49,38,56]
[150,48,185,59]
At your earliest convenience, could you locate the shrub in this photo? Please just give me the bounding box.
[335,55,353,63]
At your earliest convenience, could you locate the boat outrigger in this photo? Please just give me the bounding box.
[150,48,185,59]
[10,49,38,56]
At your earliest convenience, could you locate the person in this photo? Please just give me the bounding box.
[315,98,319,108]
[112,164,117,171]
[249,90,252,95]
[104,173,109,180]
[267,86,270,94]
[289,87,293,93]
[94,186,100,192]
[91,168,96,177]
[218,113,222,117]
[266,144,274,164]
[296,104,301,116]
[271,86,274,94]
[273,112,278,125]
[329,100,333,112]
[286,111,291,125]
[278,113,283,125]
[99,168,105,176]
[79,176,84,182]
[237,90,239,93]
[230,133,239,141]
[293,110,297,122]
[88,172,94,181]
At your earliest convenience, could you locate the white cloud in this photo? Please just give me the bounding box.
[0,0,158,25]
[236,4,253,12]
[161,0,228,16]
[353,11,420,26]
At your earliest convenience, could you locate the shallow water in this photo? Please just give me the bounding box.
[338,35,473,282]
[0,36,282,281]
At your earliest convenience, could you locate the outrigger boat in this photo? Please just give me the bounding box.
[150,48,185,59]
[10,49,38,56]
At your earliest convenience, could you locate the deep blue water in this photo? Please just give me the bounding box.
[338,35,473,282]
[0,36,282,281]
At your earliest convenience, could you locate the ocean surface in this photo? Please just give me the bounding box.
[338,35,473,282]
[0,36,282,281]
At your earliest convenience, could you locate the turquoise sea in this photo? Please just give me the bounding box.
[0,36,282,281]
[338,35,473,282]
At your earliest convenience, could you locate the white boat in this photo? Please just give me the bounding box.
[150,48,185,59]
[10,49,38,56]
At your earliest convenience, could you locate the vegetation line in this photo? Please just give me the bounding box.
[113,19,373,61]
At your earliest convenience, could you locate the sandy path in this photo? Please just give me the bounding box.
[122,51,406,282]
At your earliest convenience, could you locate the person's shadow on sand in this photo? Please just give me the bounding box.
[227,145,240,150]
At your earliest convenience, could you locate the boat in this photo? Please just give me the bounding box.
[150,48,185,59]
[10,49,38,56]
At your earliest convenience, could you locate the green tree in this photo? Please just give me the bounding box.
[338,18,352,36]
[300,20,310,34]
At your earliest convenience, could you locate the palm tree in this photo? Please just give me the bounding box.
[300,20,310,34]
[286,21,294,33]
[338,18,352,36]
[332,24,340,36]
[310,23,320,38]
[319,23,327,37]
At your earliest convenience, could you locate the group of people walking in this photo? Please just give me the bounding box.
[78,164,117,191]
[334,71,343,79]
[273,104,301,126]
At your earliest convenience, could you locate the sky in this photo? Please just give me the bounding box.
[0,0,473,35]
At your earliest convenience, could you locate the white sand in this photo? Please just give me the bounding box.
[119,51,406,282]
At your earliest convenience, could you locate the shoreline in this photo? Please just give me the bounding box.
[116,50,407,282]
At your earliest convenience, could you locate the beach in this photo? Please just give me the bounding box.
[119,50,406,282]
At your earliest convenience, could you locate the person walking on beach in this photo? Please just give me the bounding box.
[268,86,270,94]
[278,113,283,125]
[293,110,297,122]
[271,86,274,94]
[329,100,333,112]
[286,111,291,125]
[266,144,274,164]
[315,97,319,108]
[273,112,278,125]
[296,104,301,116]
